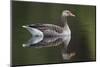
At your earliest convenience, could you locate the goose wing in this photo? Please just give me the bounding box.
[28,23,63,33]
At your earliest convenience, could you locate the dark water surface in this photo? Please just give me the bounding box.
[12,1,96,66]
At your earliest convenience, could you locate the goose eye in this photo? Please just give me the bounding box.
[66,12,69,13]
[67,11,70,13]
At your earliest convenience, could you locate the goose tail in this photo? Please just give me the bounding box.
[22,25,44,37]
[22,25,44,47]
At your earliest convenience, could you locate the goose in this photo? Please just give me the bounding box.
[22,10,75,60]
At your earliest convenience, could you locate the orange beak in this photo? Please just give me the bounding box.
[69,12,75,17]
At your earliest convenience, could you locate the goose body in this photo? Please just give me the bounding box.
[23,23,70,36]
[22,10,75,60]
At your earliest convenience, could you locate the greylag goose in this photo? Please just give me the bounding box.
[22,10,75,60]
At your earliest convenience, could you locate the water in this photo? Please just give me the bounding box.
[12,1,96,66]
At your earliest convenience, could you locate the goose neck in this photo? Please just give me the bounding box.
[61,16,68,27]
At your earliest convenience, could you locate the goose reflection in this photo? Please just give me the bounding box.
[22,10,75,60]
[23,35,67,48]
[22,33,74,60]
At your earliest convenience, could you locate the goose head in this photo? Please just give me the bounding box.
[62,10,75,17]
